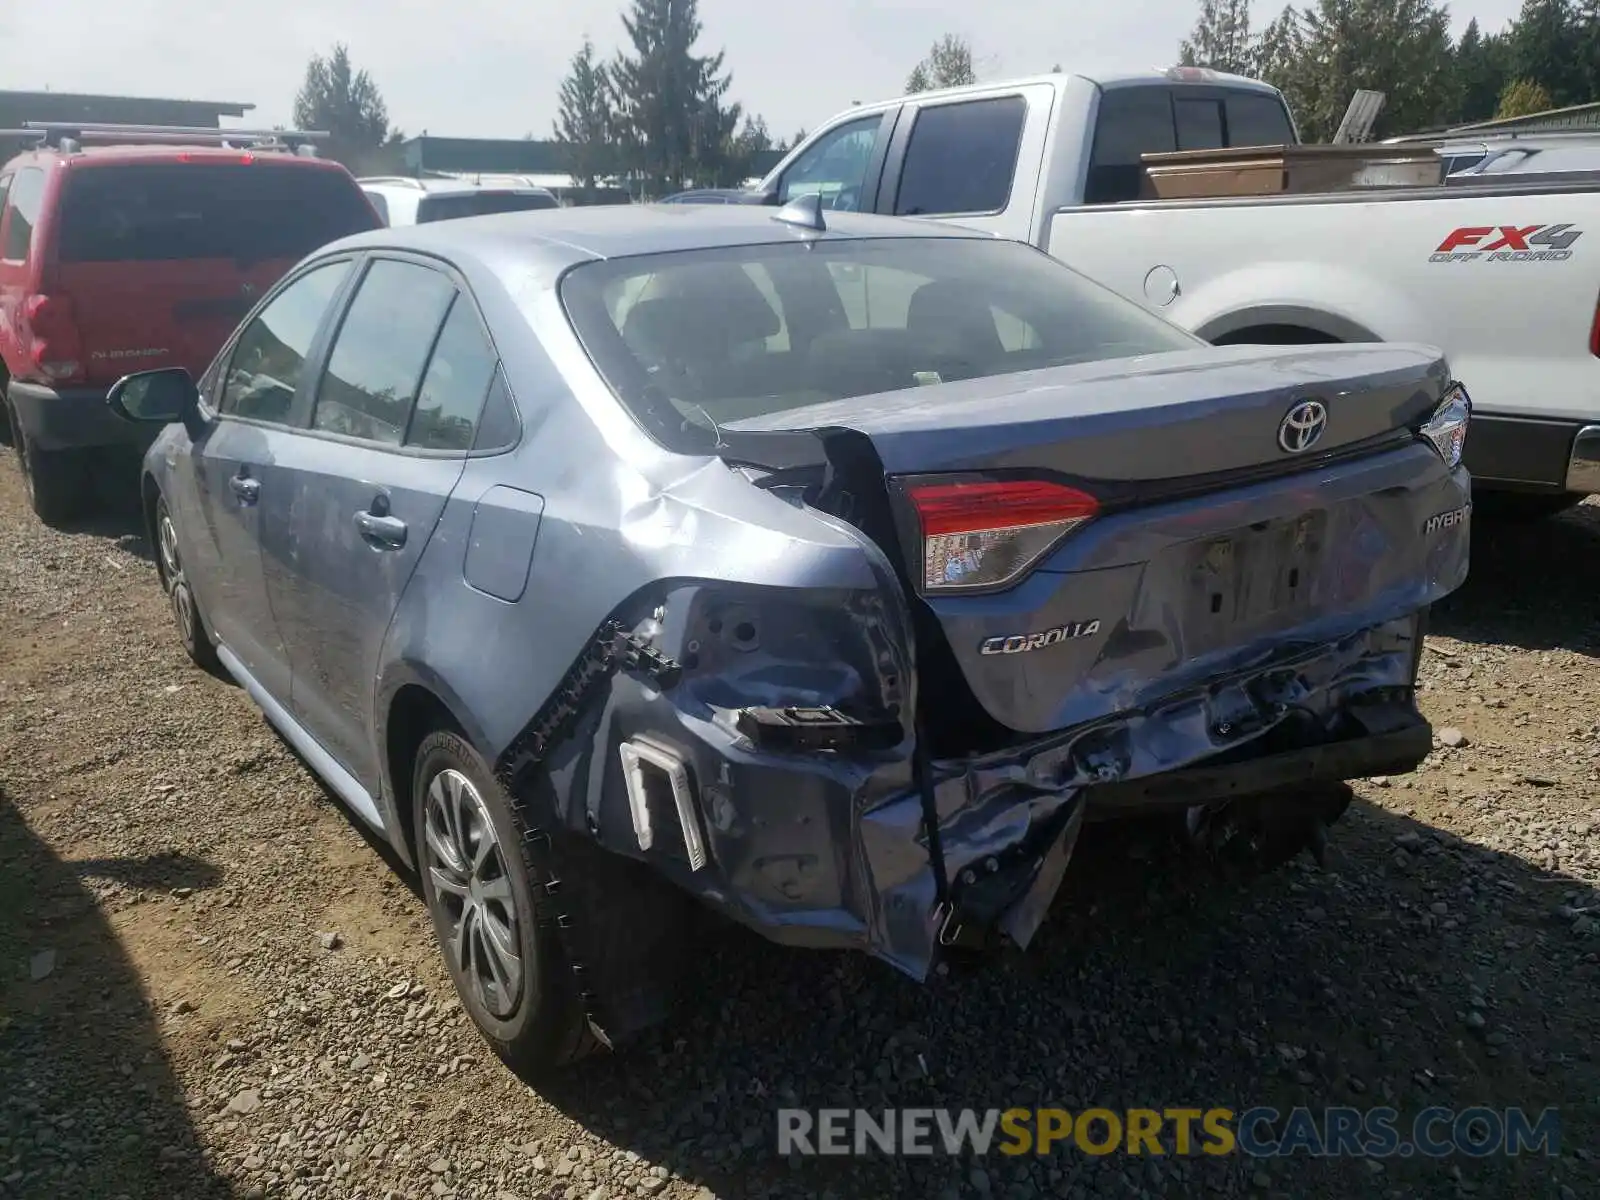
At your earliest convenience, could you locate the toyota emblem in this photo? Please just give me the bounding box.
[1277,399,1328,454]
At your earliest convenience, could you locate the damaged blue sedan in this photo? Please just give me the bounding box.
[109,197,1472,1074]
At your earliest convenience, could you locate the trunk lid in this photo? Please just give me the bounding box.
[729,343,1460,736]
[48,157,380,386]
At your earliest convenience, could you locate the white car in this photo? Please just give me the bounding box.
[358,176,559,226]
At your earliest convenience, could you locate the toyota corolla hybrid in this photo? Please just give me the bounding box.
[108,199,1471,1073]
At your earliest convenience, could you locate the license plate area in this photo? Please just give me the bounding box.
[1180,511,1327,652]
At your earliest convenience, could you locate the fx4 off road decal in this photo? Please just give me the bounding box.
[1430,224,1582,263]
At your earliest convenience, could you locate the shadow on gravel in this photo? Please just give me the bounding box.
[0,791,228,1200]
[1434,505,1600,656]
[534,801,1596,1200]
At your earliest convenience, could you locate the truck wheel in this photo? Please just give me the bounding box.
[15,425,87,527]
[153,496,221,673]
[413,731,599,1076]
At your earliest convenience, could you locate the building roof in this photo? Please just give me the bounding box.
[0,89,252,118]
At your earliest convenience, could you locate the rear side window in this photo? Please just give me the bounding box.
[406,297,500,451]
[1086,87,1177,205]
[55,163,380,264]
[313,259,457,445]
[220,260,353,424]
[417,192,559,222]
[363,189,391,225]
[894,96,1028,216]
[1224,92,1294,148]
[3,168,45,261]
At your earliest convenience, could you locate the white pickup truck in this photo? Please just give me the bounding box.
[754,68,1600,514]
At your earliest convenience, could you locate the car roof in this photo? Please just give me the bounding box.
[2,142,346,172]
[832,67,1282,119]
[321,202,989,268]
[360,176,555,196]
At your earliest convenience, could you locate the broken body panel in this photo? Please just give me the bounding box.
[374,298,1467,988]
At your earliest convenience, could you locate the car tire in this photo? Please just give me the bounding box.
[412,731,599,1076]
[14,423,87,527]
[152,495,221,674]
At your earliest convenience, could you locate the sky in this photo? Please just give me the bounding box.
[0,0,1529,143]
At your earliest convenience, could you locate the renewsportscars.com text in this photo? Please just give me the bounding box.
[777,1106,1561,1159]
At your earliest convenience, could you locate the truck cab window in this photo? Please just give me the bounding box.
[1175,97,1225,151]
[1224,92,1294,148]
[1085,87,1176,205]
[777,115,881,211]
[893,95,1028,216]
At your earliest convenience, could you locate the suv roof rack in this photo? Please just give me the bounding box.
[357,175,427,188]
[23,122,331,156]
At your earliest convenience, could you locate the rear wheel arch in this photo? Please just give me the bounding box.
[1198,306,1378,347]
[385,682,470,868]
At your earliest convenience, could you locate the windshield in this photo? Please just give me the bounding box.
[558,236,1203,451]
[56,163,380,263]
[418,191,559,222]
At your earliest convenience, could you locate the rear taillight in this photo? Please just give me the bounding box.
[22,294,85,385]
[905,478,1099,593]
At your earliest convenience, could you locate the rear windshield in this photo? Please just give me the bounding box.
[56,162,380,264]
[559,236,1201,451]
[418,191,559,222]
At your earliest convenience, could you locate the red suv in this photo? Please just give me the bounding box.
[0,128,382,523]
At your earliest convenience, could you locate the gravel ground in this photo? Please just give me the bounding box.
[1,449,1597,1200]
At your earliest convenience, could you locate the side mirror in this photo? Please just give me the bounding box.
[107,368,199,425]
[754,188,782,207]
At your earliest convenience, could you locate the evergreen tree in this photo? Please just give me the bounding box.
[292,44,393,168]
[1178,0,1256,74]
[1259,0,1455,141]
[1452,20,1511,125]
[906,35,977,93]
[553,38,615,198]
[1508,0,1585,105]
[609,0,734,196]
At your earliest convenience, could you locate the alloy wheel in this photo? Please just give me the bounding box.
[422,768,524,1019]
[158,511,196,644]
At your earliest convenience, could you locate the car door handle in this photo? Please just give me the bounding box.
[355,510,408,549]
[229,474,260,505]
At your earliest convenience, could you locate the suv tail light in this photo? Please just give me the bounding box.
[1590,292,1599,357]
[22,294,85,386]
[905,478,1099,593]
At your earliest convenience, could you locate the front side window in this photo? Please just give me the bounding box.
[777,115,882,210]
[312,259,458,445]
[560,236,1201,453]
[3,168,45,261]
[218,260,353,424]
[893,96,1028,216]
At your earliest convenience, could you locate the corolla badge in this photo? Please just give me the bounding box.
[1277,399,1328,453]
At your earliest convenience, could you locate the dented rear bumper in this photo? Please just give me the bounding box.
[514,611,1430,984]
